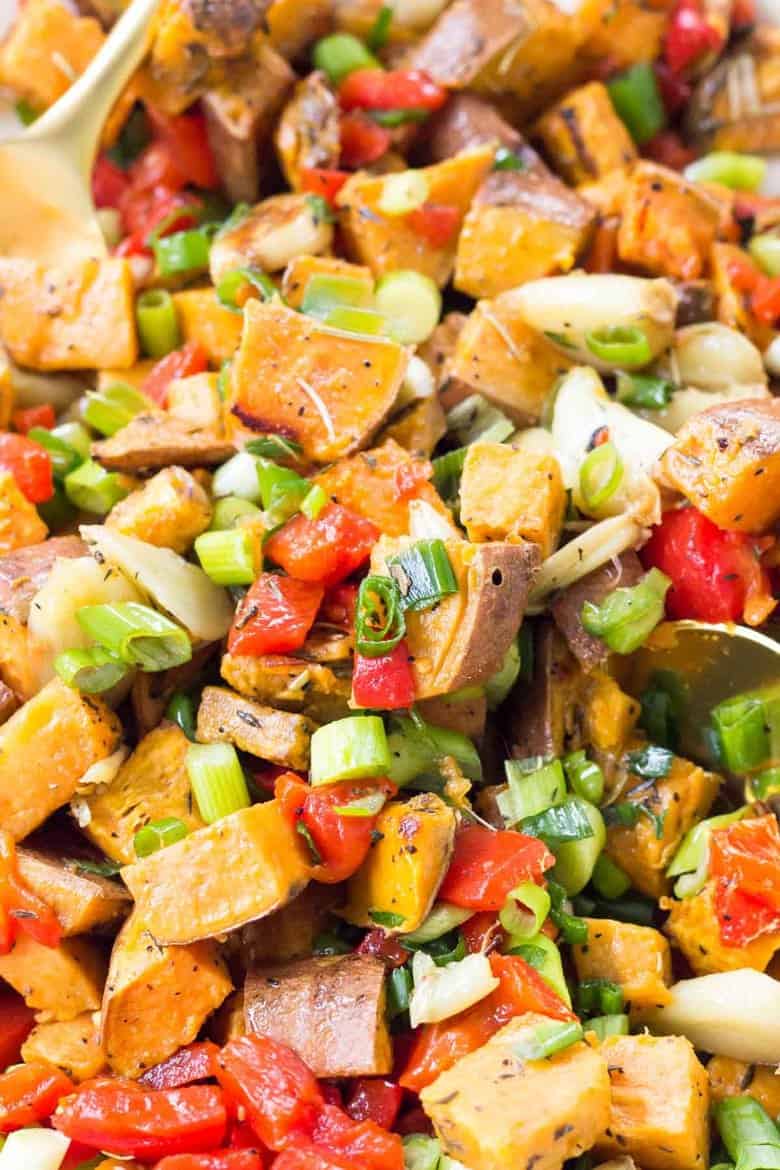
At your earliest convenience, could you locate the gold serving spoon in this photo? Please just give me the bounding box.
[0,0,158,266]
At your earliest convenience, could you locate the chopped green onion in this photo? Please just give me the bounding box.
[145,202,204,246]
[667,807,748,898]
[165,692,197,740]
[640,670,684,750]
[77,602,192,671]
[210,496,261,530]
[83,382,152,437]
[715,1095,780,1170]
[626,743,673,779]
[577,977,624,1017]
[493,147,527,171]
[616,372,674,410]
[325,306,386,335]
[581,567,671,655]
[310,715,391,785]
[367,3,393,49]
[212,452,263,502]
[589,1013,630,1042]
[370,908,406,928]
[15,98,39,125]
[307,198,335,231]
[375,270,442,345]
[371,107,430,127]
[522,795,596,844]
[152,225,215,276]
[498,758,566,826]
[54,646,129,694]
[51,421,91,461]
[431,447,467,503]
[711,686,780,773]
[245,435,303,461]
[300,484,328,520]
[548,878,589,944]
[563,751,605,804]
[256,458,309,525]
[485,638,521,710]
[27,427,84,478]
[135,289,181,358]
[186,742,251,824]
[513,1019,583,1061]
[579,442,623,512]
[446,394,514,446]
[509,932,571,1006]
[216,203,251,239]
[388,539,457,613]
[312,33,380,85]
[607,62,665,145]
[551,800,606,896]
[297,821,323,864]
[747,766,780,801]
[379,171,430,217]
[64,460,132,515]
[685,152,767,192]
[355,574,406,658]
[585,325,652,369]
[388,965,413,1019]
[216,267,277,312]
[592,853,631,900]
[574,891,655,926]
[333,789,389,817]
[301,273,374,320]
[194,528,259,585]
[403,904,474,947]
[133,816,189,858]
[406,928,466,967]
[749,233,780,277]
[499,881,551,941]
[385,715,482,787]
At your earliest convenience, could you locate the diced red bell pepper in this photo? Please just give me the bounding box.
[53,1079,227,1160]
[0,830,62,954]
[265,504,379,588]
[0,989,35,1071]
[345,1079,403,1131]
[311,1104,404,1170]
[405,204,460,249]
[61,1142,102,1169]
[300,168,351,208]
[142,341,209,407]
[340,113,392,169]
[147,108,220,190]
[356,929,410,969]
[276,773,396,884]
[460,911,505,956]
[92,154,130,209]
[0,1061,74,1132]
[318,582,358,630]
[12,403,56,434]
[155,1153,265,1170]
[0,432,54,504]
[400,952,574,1093]
[437,825,555,911]
[273,1146,360,1170]
[140,1042,220,1091]
[750,275,780,325]
[663,0,724,76]
[709,814,780,945]
[216,1036,323,1152]
[339,69,447,114]
[352,641,416,710]
[640,507,776,626]
[227,575,325,657]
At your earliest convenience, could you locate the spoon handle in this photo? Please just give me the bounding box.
[24,0,159,180]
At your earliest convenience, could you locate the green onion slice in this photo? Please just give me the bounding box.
[616,372,674,410]
[355,574,406,658]
[493,147,527,171]
[134,817,189,858]
[310,715,392,786]
[27,427,84,479]
[562,751,605,805]
[715,1094,780,1170]
[685,151,767,192]
[77,602,192,671]
[498,758,566,826]
[579,441,623,512]
[581,567,671,655]
[585,325,652,368]
[186,742,251,824]
[513,1019,584,1062]
[388,539,457,613]
[152,225,216,276]
[64,460,132,515]
[83,381,153,438]
[54,646,129,694]
[165,692,197,740]
[432,447,467,504]
[589,1013,630,1042]
[312,32,380,86]
[216,267,277,313]
[522,796,596,844]
[367,3,393,49]
[135,289,181,358]
[591,853,632,900]
[499,881,551,941]
[194,528,259,586]
[749,233,780,278]
[333,789,388,817]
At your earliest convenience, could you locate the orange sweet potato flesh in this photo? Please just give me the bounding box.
[662,882,780,975]
[572,919,672,1010]
[229,300,407,463]
[708,1056,780,1118]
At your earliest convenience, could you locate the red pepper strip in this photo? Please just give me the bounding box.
[318,582,358,631]
[0,1061,74,1132]
[140,1042,221,1091]
[340,113,392,169]
[0,830,62,952]
[273,1146,360,1170]
[142,341,209,408]
[393,459,432,501]
[406,203,460,248]
[352,641,415,710]
[0,988,35,1070]
[437,824,555,912]
[345,1078,403,1130]
[400,952,575,1093]
[53,1079,227,1160]
[339,69,447,113]
[0,432,54,504]
[310,1103,404,1170]
[154,1153,265,1170]
[300,168,351,208]
[216,1036,323,1152]
[12,404,56,434]
[265,504,379,589]
[227,575,325,657]
[642,128,697,171]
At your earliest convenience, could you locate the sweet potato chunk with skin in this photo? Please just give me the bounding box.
[172,289,244,365]
[16,848,130,937]
[0,258,136,371]
[0,536,85,624]
[102,913,232,1078]
[595,1034,709,1170]
[573,920,672,1010]
[551,552,644,671]
[229,299,407,463]
[22,1013,106,1082]
[371,537,539,699]
[275,73,341,191]
[342,794,456,933]
[221,653,352,724]
[455,171,595,298]
[604,744,719,898]
[337,148,495,287]
[106,466,212,553]
[0,0,104,111]
[583,0,670,71]
[423,93,529,164]
[267,0,332,59]
[582,673,640,756]
[83,725,205,865]
[709,242,775,352]
[421,1014,611,1170]
[658,398,780,533]
[0,471,47,555]
[196,686,314,771]
[0,679,121,842]
[617,162,722,281]
[686,28,780,154]
[93,411,233,472]
[533,82,637,185]
[245,954,392,1077]
[445,292,572,424]
[0,934,106,1022]
[662,882,780,975]
[230,884,343,970]
[708,1056,780,1118]
[122,801,311,944]
[313,440,450,538]
[460,442,565,557]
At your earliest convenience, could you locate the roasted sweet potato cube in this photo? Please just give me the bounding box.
[617,162,722,281]
[708,1056,780,1118]
[379,397,447,459]
[533,82,637,184]
[460,442,565,556]
[121,801,311,944]
[582,0,670,71]
[455,170,595,298]
[267,0,332,59]
[686,28,780,154]
[166,373,222,430]
[196,686,314,771]
[230,884,343,970]
[419,312,467,392]
[209,195,333,284]
[709,242,775,352]
[663,882,780,975]
[21,1013,106,1082]
[92,411,233,472]
[421,1014,611,1170]
[423,93,529,164]
[221,653,352,724]
[0,934,106,1022]
[0,258,136,371]
[573,920,672,1010]
[106,466,212,552]
[595,1034,709,1170]
[0,0,103,111]
[0,472,47,555]
[172,289,244,365]
[337,148,495,287]
[229,299,407,463]
[245,954,392,1077]
[343,794,456,932]
[281,256,374,310]
[582,673,641,755]
[275,73,341,191]
[659,398,780,533]
[102,912,232,1078]
[16,849,130,937]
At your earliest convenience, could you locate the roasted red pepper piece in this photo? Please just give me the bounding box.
[438,825,555,911]
[352,641,416,710]
[0,1061,74,1132]
[0,433,54,504]
[142,341,209,408]
[216,1036,323,1152]
[265,504,379,588]
[227,575,325,657]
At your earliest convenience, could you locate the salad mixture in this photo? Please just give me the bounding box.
[1,0,780,1167]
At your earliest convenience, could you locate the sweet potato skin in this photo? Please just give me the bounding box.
[244,954,392,1077]
[93,411,233,472]
[663,882,780,975]
[21,1013,106,1082]
[573,920,672,1010]
[460,442,565,557]
[0,536,86,624]
[551,553,644,671]
[275,73,341,191]
[221,652,352,723]
[196,686,314,771]
[16,848,130,937]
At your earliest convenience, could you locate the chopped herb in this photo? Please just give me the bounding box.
[367,4,393,49]
[493,147,527,171]
[370,107,431,127]
[544,331,577,349]
[604,801,666,839]
[626,743,673,779]
[369,908,406,928]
